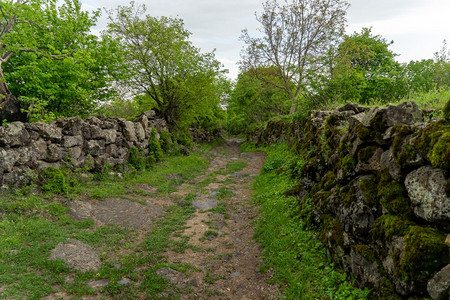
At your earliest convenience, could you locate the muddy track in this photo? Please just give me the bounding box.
[163,138,279,299]
[50,138,280,299]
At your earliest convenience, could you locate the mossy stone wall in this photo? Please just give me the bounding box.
[0,111,168,189]
[249,101,450,299]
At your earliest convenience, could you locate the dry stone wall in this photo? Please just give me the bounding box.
[249,101,450,299]
[0,110,168,189]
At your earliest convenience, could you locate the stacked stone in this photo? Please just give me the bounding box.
[0,110,168,189]
[250,101,449,299]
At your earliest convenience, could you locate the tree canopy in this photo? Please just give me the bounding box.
[326,28,407,104]
[0,0,119,122]
[105,3,227,131]
[240,0,350,114]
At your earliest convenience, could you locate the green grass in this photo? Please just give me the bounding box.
[252,142,370,299]
[214,160,248,175]
[0,151,211,299]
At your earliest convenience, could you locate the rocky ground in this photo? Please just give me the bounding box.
[45,138,280,299]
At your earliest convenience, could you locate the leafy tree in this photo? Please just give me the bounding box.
[404,59,435,93]
[327,28,407,104]
[432,40,450,88]
[0,0,117,122]
[105,2,226,131]
[227,67,290,134]
[240,0,349,114]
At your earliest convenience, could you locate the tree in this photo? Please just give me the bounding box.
[327,28,407,104]
[227,67,290,134]
[432,40,450,88]
[240,0,349,114]
[0,0,117,122]
[105,2,226,131]
[404,59,435,93]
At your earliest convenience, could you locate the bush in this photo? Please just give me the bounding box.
[149,128,163,162]
[40,167,76,194]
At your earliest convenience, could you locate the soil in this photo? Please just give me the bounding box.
[54,138,280,299]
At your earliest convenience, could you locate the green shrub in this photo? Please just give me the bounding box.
[158,130,173,152]
[40,167,75,194]
[149,128,163,162]
[128,147,146,171]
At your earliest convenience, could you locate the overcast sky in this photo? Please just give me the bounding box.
[81,0,450,80]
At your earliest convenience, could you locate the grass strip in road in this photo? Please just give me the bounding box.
[252,142,370,299]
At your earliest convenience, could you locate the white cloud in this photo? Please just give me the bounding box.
[82,0,450,79]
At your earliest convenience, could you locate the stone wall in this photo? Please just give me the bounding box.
[0,110,168,189]
[249,101,450,299]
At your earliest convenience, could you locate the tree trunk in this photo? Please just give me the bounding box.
[289,100,296,114]
[0,80,28,124]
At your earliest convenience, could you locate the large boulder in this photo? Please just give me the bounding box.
[405,166,450,228]
[359,102,423,131]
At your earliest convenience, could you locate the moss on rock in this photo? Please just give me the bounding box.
[358,145,378,163]
[428,131,450,171]
[443,97,450,122]
[371,215,413,241]
[411,120,450,171]
[357,176,379,207]
[399,226,447,281]
[377,169,412,217]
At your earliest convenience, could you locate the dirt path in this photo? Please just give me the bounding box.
[54,138,280,299]
[162,138,279,299]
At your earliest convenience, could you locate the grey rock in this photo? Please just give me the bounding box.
[30,139,48,160]
[156,267,187,286]
[35,122,62,141]
[1,165,31,188]
[47,144,64,162]
[103,129,117,144]
[360,102,423,131]
[87,279,110,288]
[37,161,62,170]
[405,166,450,226]
[134,123,145,142]
[380,148,402,182]
[49,238,101,272]
[85,139,106,157]
[427,264,450,300]
[62,135,83,148]
[68,146,82,160]
[55,117,86,136]
[0,149,20,172]
[119,119,137,143]
[117,278,132,285]
[0,122,29,147]
[350,247,384,288]
[90,198,164,229]
[230,272,241,278]
[336,176,379,241]
[355,147,384,173]
[191,199,220,210]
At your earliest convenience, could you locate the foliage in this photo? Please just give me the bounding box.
[148,128,164,162]
[325,28,407,105]
[253,142,370,298]
[240,0,349,113]
[0,0,120,121]
[226,68,290,134]
[40,167,75,194]
[105,2,227,131]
